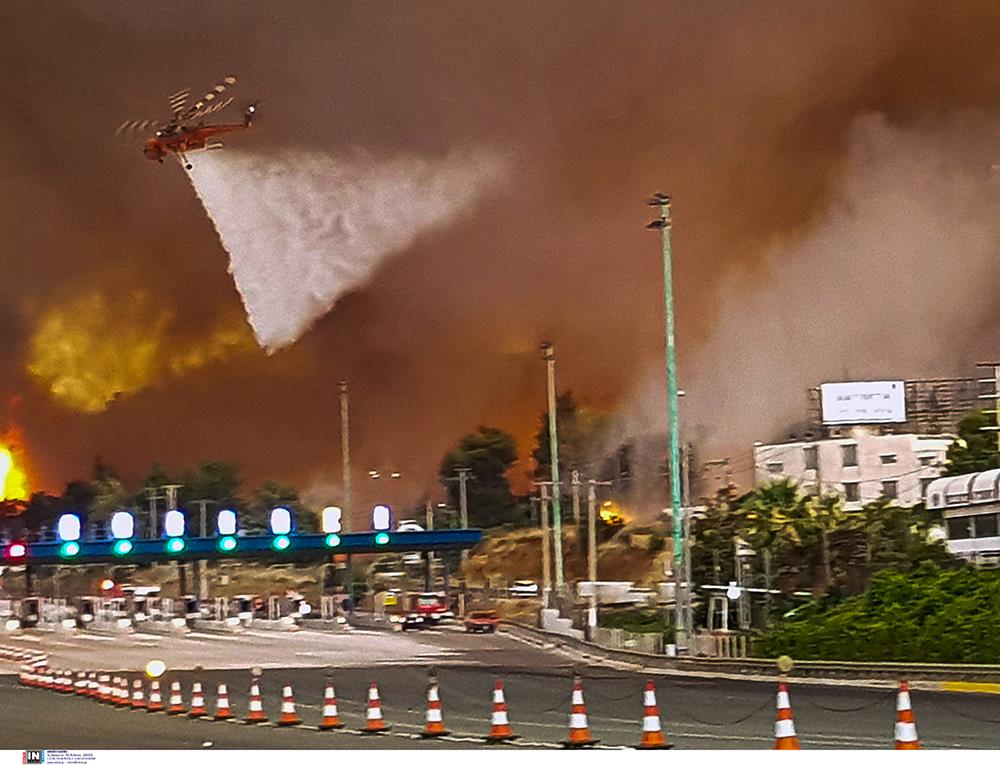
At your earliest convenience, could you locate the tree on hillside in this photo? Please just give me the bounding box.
[181,461,242,506]
[943,409,998,476]
[846,498,953,573]
[531,390,611,481]
[440,426,519,528]
[248,480,318,533]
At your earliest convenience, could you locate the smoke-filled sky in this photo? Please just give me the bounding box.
[5,1,1000,519]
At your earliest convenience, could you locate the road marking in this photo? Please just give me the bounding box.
[939,681,1000,695]
[8,634,42,642]
[185,632,242,642]
[74,634,115,642]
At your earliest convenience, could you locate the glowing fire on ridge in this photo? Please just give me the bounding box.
[0,445,28,502]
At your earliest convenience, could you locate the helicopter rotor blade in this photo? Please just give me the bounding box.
[168,88,191,116]
[178,75,237,122]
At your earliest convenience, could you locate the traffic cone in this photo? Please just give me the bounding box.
[421,674,450,738]
[360,681,391,733]
[485,679,518,743]
[167,680,186,715]
[97,674,111,703]
[147,680,164,713]
[118,677,131,706]
[563,675,599,748]
[278,684,302,726]
[319,680,344,730]
[774,682,800,750]
[111,676,123,705]
[75,672,88,696]
[86,672,98,698]
[214,683,233,721]
[131,679,146,710]
[635,680,673,749]
[894,679,920,750]
[189,681,207,718]
[245,678,268,723]
[60,670,74,693]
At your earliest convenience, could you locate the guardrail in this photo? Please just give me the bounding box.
[503,621,1000,683]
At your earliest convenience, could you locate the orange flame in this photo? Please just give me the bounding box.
[0,443,28,502]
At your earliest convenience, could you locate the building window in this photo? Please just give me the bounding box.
[803,446,817,471]
[947,516,973,540]
[843,482,860,502]
[881,480,898,500]
[976,514,999,539]
[918,455,935,467]
[767,462,784,474]
[841,444,858,467]
[880,454,897,465]
[921,477,934,500]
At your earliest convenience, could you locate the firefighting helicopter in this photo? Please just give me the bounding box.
[116,75,257,169]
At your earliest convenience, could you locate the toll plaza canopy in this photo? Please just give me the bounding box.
[4,529,483,566]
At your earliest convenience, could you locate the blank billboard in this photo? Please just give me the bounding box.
[821,381,906,424]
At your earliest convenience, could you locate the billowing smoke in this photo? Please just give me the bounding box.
[621,112,1000,491]
[185,148,508,352]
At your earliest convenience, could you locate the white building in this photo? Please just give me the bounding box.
[753,428,952,509]
[926,470,1000,566]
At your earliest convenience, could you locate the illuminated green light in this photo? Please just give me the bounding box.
[60,541,80,558]
[113,539,133,556]
[374,532,389,545]
[166,538,185,554]
[218,535,237,552]
[324,533,341,548]
[272,535,291,551]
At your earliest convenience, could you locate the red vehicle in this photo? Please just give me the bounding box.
[464,609,500,634]
[117,75,257,169]
[407,592,454,624]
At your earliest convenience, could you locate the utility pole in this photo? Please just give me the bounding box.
[539,482,552,608]
[162,484,185,598]
[571,470,581,528]
[586,479,612,637]
[144,487,162,540]
[541,342,565,597]
[339,381,352,532]
[455,467,472,565]
[424,498,435,585]
[192,499,212,601]
[647,192,685,648]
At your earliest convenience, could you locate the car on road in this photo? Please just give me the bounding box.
[464,609,500,633]
[509,579,539,598]
[397,520,424,532]
[400,613,427,631]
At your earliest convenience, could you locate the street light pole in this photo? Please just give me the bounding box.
[647,193,685,649]
[541,342,565,598]
[339,381,352,532]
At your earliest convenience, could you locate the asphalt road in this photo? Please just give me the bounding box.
[3,626,1000,749]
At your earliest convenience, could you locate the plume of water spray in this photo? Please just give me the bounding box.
[185,148,507,352]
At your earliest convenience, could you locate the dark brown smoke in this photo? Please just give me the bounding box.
[4,1,1000,523]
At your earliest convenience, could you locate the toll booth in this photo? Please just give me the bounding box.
[179,596,202,624]
[76,597,98,628]
[19,597,39,629]
[230,595,255,625]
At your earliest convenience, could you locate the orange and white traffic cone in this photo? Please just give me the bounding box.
[563,675,599,748]
[189,681,207,718]
[774,682,800,750]
[97,674,111,703]
[360,681,391,733]
[894,679,920,750]
[167,680,186,715]
[214,683,233,721]
[147,679,164,713]
[60,670,74,694]
[131,679,146,710]
[113,676,126,706]
[245,677,268,723]
[119,677,132,706]
[278,684,302,726]
[86,672,98,698]
[485,679,518,743]
[319,680,344,730]
[421,674,450,738]
[75,672,88,696]
[635,680,673,749]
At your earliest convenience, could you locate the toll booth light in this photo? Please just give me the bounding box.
[272,534,291,551]
[217,508,238,536]
[113,539,133,556]
[218,535,237,552]
[110,511,134,539]
[166,538,185,554]
[164,509,185,537]
[374,532,390,545]
[372,504,391,531]
[324,533,341,548]
[59,541,80,558]
[270,507,292,535]
[322,506,342,534]
[57,513,82,542]
[5,542,26,560]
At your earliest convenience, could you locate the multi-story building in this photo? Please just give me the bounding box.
[925,470,1000,566]
[753,429,952,509]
